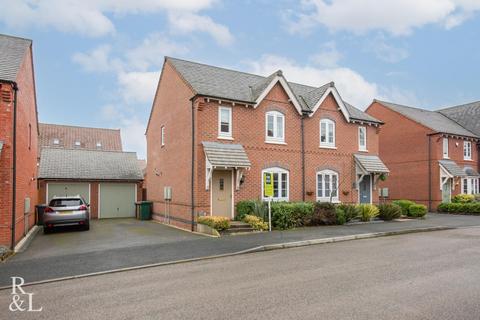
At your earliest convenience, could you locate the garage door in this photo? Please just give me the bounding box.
[99,183,136,218]
[47,183,90,204]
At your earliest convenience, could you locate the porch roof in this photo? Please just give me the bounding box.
[202,141,251,168]
[439,160,467,177]
[464,166,480,177]
[354,154,389,174]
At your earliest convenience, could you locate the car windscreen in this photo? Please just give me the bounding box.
[49,198,83,207]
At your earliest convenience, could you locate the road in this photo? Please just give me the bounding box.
[2,227,480,319]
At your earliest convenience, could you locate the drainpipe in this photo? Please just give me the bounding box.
[190,97,196,231]
[11,82,18,250]
[301,110,312,201]
[428,134,432,212]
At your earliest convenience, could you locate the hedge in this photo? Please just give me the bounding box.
[392,200,416,216]
[377,203,402,221]
[437,202,480,215]
[197,216,230,231]
[408,204,427,218]
[235,200,256,221]
[452,194,475,204]
[271,202,314,230]
[311,202,337,225]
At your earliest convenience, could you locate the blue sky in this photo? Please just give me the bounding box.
[1,0,480,158]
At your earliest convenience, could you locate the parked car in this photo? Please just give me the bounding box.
[43,196,90,233]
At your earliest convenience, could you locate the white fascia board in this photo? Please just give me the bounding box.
[309,87,350,122]
[254,76,303,115]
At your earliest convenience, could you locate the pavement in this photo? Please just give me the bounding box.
[2,227,480,319]
[0,213,479,286]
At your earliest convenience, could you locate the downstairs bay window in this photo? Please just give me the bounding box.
[462,177,479,195]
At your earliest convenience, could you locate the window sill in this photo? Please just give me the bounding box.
[263,198,289,202]
[265,140,287,145]
[443,156,450,159]
[316,198,340,203]
[358,149,368,153]
[464,158,473,161]
[319,145,337,149]
[218,135,234,141]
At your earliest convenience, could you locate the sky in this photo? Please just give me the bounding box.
[1,0,480,158]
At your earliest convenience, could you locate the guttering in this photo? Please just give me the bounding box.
[11,82,18,250]
[190,96,196,231]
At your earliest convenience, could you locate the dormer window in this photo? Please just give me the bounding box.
[53,138,59,145]
[75,141,81,147]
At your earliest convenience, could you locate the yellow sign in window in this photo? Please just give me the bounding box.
[263,172,274,198]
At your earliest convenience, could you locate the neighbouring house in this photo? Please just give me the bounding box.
[38,124,143,218]
[146,57,389,230]
[0,34,39,249]
[366,100,480,210]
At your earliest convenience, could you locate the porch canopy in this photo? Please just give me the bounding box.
[202,141,251,190]
[354,154,389,189]
[439,160,467,191]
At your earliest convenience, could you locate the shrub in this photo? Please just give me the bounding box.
[335,208,346,225]
[197,216,230,231]
[408,204,427,218]
[310,202,337,225]
[437,202,480,215]
[270,202,314,230]
[357,204,379,222]
[243,214,268,231]
[377,203,402,221]
[235,200,256,221]
[252,200,268,220]
[452,194,475,204]
[392,200,416,216]
[337,204,359,222]
[474,194,480,202]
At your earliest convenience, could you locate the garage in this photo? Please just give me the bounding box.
[47,182,90,203]
[99,183,137,218]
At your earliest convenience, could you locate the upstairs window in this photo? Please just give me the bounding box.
[320,119,335,148]
[317,170,339,202]
[358,126,367,151]
[161,126,165,146]
[96,142,102,149]
[218,106,232,138]
[464,141,472,160]
[53,138,59,145]
[443,138,449,159]
[265,111,285,143]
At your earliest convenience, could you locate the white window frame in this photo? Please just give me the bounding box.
[316,169,339,202]
[74,141,81,147]
[218,106,233,139]
[265,111,285,144]
[320,119,336,148]
[442,138,449,159]
[261,167,289,201]
[161,125,165,147]
[464,141,472,160]
[53,138,59,145]
[96,142,102,148]
[358,126,367,151]
[462,177,479,195]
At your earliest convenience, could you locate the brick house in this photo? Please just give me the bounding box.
[366,100,479,210]
[38,124,143,219]
[0,34,39,249]
[146,57,388,230]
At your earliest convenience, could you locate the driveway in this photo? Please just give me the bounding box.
[14,219,204,261]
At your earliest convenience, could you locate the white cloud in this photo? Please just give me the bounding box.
[367,36,409,63]
[309,42,342,68]
[72,45,123,72]
[117,70,160,104]
[168,12,234,46]
[288,0,480,36]
[0,0,232,43]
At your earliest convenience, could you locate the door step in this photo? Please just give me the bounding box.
[221,221,255,235]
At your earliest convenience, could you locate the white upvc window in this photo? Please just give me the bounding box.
[265,111,285,143]
[462,178,479,194]
[358,126,367,151]
[320,119,335,148]
[96,142,102,148]
[218,106,232,138]
[464,141,472,160]
[53,138,59,145]
[262,167,289,201]
[74,141,81,147]
[316,170,339,202]
[443,138,449,158]
[161,126,165,146]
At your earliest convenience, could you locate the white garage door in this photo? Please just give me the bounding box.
[47,183,90,204]
[99,183,136,218]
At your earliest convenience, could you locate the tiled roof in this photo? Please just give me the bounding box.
[39,148,143,180]
[439,160,467,177]
[202,141,251,168]
[39,123,122,151]
[463,166,479,177]
[375,100,478,138]
[438,101,480,137]
[167,57,379,123]
[0,34,31,82]
[354,154,389,173]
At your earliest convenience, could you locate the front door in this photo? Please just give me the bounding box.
[359,175,371,204]
[212,170,232,218]
[442,179,452,203]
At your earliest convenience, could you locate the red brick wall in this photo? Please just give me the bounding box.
[146,61,196,229]
[366,101,479,210]
[0,46,38,247]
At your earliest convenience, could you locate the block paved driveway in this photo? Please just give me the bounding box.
[1,213,480,287]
